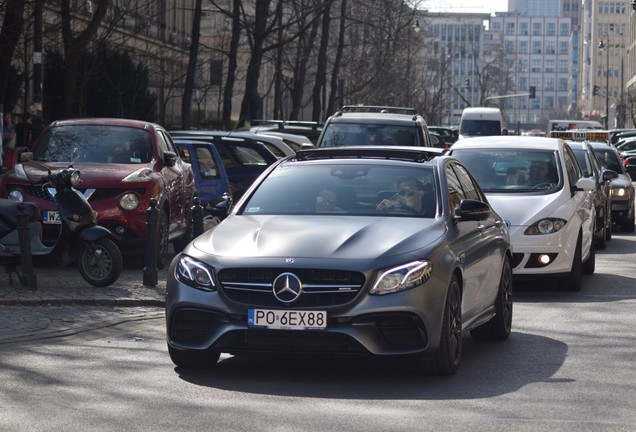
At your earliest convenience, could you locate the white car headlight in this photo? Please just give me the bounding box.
[7,189,24,202]
[118,192,140,211]
[175,255,217,291]
[370,260,432,295]
[613,187,627,197]
[524,218,567,235]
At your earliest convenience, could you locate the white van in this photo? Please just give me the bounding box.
[547,119,604,133]
[458,107,502,140]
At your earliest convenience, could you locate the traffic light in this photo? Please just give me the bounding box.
[465,78,471,88]
[593,85,599,96]
[529,86,536,99]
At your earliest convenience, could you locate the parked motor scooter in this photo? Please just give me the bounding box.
[0,161,122,287]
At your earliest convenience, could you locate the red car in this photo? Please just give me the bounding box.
[0,118,196,268]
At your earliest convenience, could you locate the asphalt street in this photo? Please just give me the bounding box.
[0,262,167,344]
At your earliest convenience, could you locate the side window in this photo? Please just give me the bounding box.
[445,164,465,215]
[196,147,219,179]
[214,143,236,168]
[155,130,170,155]
[177,145,191,163]
[159,130,178,154]
[229,145,269,166]
[563,145,581,185]
[451,162,483,201]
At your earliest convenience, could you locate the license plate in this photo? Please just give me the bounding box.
[248,309,327,330]
[43,211,61,224]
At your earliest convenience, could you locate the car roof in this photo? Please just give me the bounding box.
[451,136,563,150]
[294,145,444,163]
[49,118,163,130]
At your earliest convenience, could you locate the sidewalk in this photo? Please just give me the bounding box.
[0,263,168,343]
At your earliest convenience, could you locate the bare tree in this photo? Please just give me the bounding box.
[181,0,203,129]
[0,0,27,114]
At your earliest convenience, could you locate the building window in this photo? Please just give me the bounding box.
[558,78,568,92]
[532,41,542,54]
[558,60,568,73]
[533,22,542,36]
[519,41,528,54]
[545,60,555,73]
[532,59,542,73]
[506,22,515,35]
[560,23,569,36]
[546,41,556,54]
[559,41,569,55]
[546,23,556,36]
[520,22,529,35]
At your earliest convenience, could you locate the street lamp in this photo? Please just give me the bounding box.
[599,38,610,130]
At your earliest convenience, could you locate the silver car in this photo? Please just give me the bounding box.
[165,146,513,375]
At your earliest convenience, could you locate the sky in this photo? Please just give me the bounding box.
[424,0,508,14]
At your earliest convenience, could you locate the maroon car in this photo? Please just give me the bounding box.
[0,118,196,268]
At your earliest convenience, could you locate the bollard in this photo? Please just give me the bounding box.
[143,198,159,286]
[191,196,204,238]
[16,203,37,290]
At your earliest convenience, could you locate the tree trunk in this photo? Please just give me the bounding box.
[182,0,203,129]
[0,0,26,103]
[311,0,332,122]
[222,0,241,130]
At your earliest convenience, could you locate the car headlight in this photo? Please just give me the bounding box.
[524,218,567,235]
[370,260,432,295]
[7,189,24,202]
[612,187,628,197]
[175,255,217,291]
[118,192,140,211]
[121,167,153,183]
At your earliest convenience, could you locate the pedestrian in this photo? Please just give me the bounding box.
[2,112,17,171]
[15,112,32,151]
[501,127,509,135]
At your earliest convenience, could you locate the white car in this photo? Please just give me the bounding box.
[449,136,597,291]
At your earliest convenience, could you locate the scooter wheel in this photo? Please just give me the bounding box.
[78,237,123,287]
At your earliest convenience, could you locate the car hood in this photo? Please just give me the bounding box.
[192,215,443,260]
[610,174,633,188]
[18,161,152,185]
[486,192,564,227]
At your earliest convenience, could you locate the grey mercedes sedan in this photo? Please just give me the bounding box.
[165,146,513,375]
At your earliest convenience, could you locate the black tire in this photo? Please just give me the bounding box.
[606,208,612,241]
[432,274,463,375]
[621,208,635,233]
[78,237,123,287]
[168,344,220,369]
[471,256,513,340]
[595,219,607,250]
[560,234,582,291]
[157,211,170,270]
[582,239,595,275]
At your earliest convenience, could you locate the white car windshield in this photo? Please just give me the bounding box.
[452,149,561,193]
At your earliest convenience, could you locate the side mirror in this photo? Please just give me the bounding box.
[454,199,491,222]
[601,169,619,183]
[163,151,178,167]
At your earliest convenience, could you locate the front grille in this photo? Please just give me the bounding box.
[17,186,146,203]
[215,329,368,354]
[219,268,365,307]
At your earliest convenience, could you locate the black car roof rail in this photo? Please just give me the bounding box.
[294,146,443,163]
[337,105,419,115]
[250,120,323,130]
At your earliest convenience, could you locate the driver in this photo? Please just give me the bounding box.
[377,177,432,215]
[528,160,551,185]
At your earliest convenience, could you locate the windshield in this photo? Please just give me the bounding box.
[320,124,421,147]
[241,163,436,217]
[33,125,154,164]
[459,120,501,137]
[452,149,561,193]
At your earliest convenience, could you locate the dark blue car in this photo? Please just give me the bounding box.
[174,139,232,230]
[170,132,280,200]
